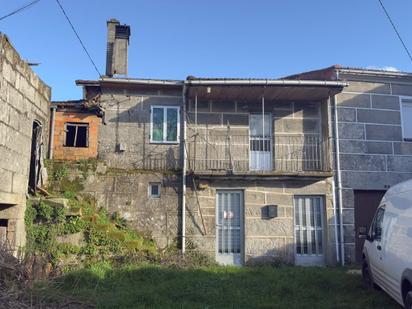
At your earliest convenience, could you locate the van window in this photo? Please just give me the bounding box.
[370,206,385,241]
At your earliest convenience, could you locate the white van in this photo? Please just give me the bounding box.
[361,179,412,308]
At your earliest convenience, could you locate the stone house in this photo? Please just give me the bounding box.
[59,19,349,266]
[0,33,51,250]
[57,19,412,266]
[183,78,345,266]
[287,65,412,264]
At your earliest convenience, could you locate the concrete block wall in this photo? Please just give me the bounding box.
[334,71,412,262]
[187,99,322,135]
[0,34,51,249]
[97,87,182,170]
[187,98,326,172]
[186,177,338,266]
[53,110,100,160]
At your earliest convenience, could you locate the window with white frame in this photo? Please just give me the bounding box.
[148,183,161,198]
[401,98,412,141]
[150,106,179,143]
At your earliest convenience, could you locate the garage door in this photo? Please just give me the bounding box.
[354,190,386,263]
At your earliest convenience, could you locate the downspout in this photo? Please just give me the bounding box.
[333,94,345,266]
[181,83,187,254]
[328,97,340,265]
[48,105,57,159]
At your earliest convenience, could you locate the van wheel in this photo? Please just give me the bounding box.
[362,261,379,290]
[405,291,412,309]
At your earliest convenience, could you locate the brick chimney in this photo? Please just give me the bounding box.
[105,19,131,77]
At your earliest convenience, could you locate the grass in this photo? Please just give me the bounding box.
[36,264,400,309]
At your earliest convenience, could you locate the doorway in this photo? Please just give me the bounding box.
[294,196,325,266]
[216,190,243,266]
[28,121,42,193]
[354,190,386,263]
[249,114,272,171]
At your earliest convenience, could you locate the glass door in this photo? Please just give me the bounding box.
[249,114,272,171]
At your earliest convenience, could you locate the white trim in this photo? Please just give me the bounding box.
[400,96,412,140]
[150,105,180,144]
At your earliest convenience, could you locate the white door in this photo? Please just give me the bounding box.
[249,114,272,171]
[216,191,243,266]
[294,196,325,266]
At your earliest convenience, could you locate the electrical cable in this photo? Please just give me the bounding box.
[0,0,40,22]
[55,0,101,76]
[377,0,412,64]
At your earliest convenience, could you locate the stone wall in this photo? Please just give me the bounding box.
[82,163,180,248]
[187,98,323,135]
[335,71,412,262]
[53,110,100,160]
[186,98,327,172]
[185,177,337,266]
[0,34,51,249]
[97,86,182,170]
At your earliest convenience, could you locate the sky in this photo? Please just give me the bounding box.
[1,0,412,101]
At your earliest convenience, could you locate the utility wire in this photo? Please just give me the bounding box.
[377,0,412,64]
[55,0,101,76]
[0,0,40,22]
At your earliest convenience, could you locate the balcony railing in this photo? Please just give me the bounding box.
[187,133,330,174]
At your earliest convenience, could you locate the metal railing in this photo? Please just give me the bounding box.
[187,132,329,173]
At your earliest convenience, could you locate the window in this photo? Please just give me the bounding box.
[149,183,161,198]
[401,98,412,141]
[150,106,179,143]
[369,206,385,241]
[65,123,88,148]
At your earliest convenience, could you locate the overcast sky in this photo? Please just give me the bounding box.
[1,0,412,100]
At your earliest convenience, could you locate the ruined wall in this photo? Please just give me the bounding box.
[81,163,180,248]
[97,86,182,170]
[0,34,51,249]
[335,72,412,262]
[186,178,337,266]
[53,110,100,160]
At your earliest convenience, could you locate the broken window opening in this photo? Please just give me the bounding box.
[65,123,89,148]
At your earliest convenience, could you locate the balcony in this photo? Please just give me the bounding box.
[186,132,330,177]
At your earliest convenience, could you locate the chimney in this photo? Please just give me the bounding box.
[105,19,131,77]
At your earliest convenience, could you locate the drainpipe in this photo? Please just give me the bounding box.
[181,83,187,254]
[329,97,340,265]
[48,105,57,159]
[332,94,345,266]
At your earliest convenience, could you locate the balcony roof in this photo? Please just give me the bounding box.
[185,78,347,101]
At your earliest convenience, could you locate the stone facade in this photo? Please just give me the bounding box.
[96,84,182,170]
[0,33,51,249]
[75,81,184,249]
[186,178,337,265]
[82,163,180,248]
[184,87,338,266]
[335,69,412,262]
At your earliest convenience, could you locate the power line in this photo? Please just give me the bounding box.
[0,0,40,22]
[377,0,412,65]
[55,0,101,76]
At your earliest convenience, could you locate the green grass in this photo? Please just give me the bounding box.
[36,264,400,309]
